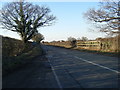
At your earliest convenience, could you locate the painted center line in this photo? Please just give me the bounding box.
[74,56,120,74]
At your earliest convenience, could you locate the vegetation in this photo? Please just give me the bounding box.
[81,37,88,41]
[1,1,120,76]
[99,35,120,52]
[67,37,76,48]
[83,0,120,53]
[32,33,44,43]
[0,0,56,76]
[44,35,120,54]
[2,36,44,76]
[0,0,56,43]
[84,0,120,36]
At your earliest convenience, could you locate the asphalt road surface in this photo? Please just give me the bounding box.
[3,45,119,89]
[43,45,119,88]
[2,56,59,88]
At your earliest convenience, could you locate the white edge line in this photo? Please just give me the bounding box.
[47,57,63,89]
[74,56,120,74]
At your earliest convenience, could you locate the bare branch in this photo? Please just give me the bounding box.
[0,1,56,43]
[84,0,119,35]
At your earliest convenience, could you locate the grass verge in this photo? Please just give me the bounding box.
[47,45,119,57]
[2,44,44,76]
[73,48,120,57]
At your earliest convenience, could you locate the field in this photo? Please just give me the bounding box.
[44,39,120,57]
[44,35,120,54]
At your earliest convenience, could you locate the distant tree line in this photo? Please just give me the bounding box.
[44,35,120,52]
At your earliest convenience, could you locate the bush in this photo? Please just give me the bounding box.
[2,36,43,76]
[67,37,76,48]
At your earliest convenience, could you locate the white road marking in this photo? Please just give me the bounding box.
[74,56,120,74]
[47,56,63,89]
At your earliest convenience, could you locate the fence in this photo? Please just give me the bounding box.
[77,40,101,50]
[44,39,119,52]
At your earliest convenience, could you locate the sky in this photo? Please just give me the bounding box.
[0,0,106,42]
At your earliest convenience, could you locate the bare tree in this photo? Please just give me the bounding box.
[67,37,76,42]
[81,36,88,41]
[67,37,76,47]
[0,1,56,43]
[84,0,120,36]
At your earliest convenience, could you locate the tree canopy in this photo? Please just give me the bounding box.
[0,1,56,43]
[32,33,44,43]
[84,0,120,36]
[67,37,76,42]
[81,36,88,41]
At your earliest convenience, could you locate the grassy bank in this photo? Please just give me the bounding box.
[47,45,119,57]
[73,48,120,57]
[2,36,44,76]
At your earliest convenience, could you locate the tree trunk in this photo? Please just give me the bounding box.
[21,36,28,44]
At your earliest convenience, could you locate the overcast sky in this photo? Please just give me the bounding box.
[0,0,106,41]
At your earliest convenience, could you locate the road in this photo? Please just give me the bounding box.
[43,45,119,88]
[2,56,59,88]
[3,45,119,89]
